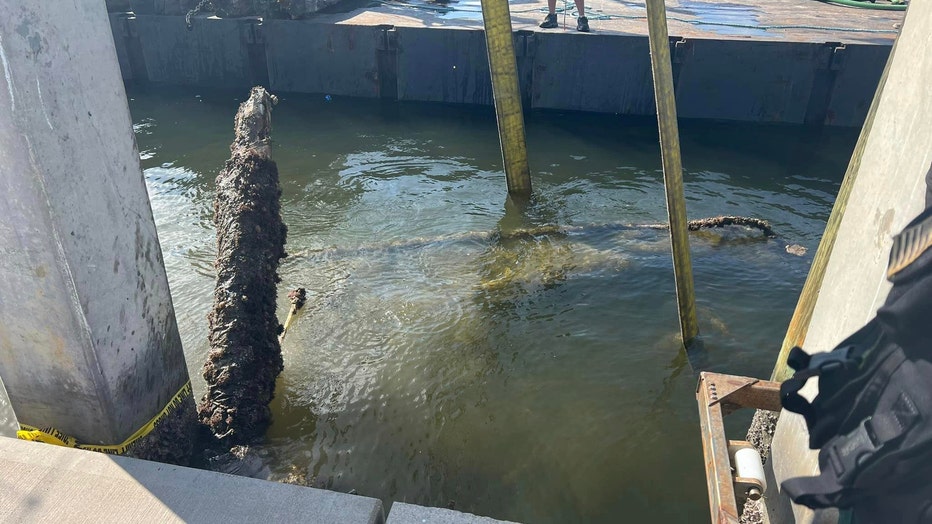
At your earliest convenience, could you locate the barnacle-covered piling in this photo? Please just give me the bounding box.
[198,87,287,445]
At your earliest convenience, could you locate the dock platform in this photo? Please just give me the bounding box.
[0,436,384,523]
[109,0,904,126]
[0,436,518,524]
[319,0,901,44]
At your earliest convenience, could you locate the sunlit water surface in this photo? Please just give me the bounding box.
[130,87,855,523]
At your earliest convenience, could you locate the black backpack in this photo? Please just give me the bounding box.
[779,205,932,518]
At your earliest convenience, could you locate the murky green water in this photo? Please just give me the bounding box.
[130,87,855,523]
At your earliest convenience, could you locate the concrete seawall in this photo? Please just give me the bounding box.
[107,12,892,127]
[0,436,517,524]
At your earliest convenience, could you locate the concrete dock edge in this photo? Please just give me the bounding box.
[387,502,519,524]
[0,437,385,524]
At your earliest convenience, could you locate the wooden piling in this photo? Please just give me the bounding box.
[644,0,699,348]
[480,0,532,195]
[198,87,288,445]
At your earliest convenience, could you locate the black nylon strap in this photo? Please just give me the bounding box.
[787,346,811,371]
[835,346,908,437]
[781,367,820,423]
[782,467,850,508]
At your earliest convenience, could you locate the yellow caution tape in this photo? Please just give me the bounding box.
[17,381,192,455]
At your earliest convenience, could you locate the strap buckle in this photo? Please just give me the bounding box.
[825,394,920,487]
[826,417,879,485]
[809,347,853,373]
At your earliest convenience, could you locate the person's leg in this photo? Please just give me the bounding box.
[540,0,558,28]
[575,0,590,32]
[573,0,584,17]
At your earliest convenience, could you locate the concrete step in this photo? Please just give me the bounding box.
[0,436,384,523]
[387,502,518,524]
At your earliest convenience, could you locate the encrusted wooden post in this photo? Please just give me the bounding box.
[198,87,288,445]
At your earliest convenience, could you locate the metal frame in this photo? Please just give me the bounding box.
[696,372,781,523]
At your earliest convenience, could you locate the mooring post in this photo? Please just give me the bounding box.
[644,0,699,348]
[480,0,532,196]
[0,1,195,461]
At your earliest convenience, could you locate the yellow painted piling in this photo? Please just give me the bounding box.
[644,0,699,348]
[480,0,532,195]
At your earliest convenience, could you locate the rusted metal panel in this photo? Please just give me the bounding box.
[133,15,263,88]
[697,373,741,524]
[696,372,781,523]
[265,20,382,98]
[109,13,134,81]
[107,11,893,126]
[674,39,823,124]
[824,44,891,127]
[531,32,656,115]
[395,27,493,105]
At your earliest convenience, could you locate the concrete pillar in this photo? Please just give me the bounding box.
[0,378,17,439]
[0,1,194,460]
[768,2,932,522]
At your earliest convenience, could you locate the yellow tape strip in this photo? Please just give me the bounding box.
[17,381,192,455]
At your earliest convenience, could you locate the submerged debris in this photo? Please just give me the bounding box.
[785,244,808,256]
[686,216,776,237]
[288,287,308,310]
[198,87,287,446]
[285,216,786,263]
[638,215,776,237]
[206,445,270,478]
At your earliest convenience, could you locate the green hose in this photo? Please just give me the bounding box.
[816,0,907,11]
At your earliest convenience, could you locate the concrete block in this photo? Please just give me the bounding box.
[674,39,821,124]
[0,437,385,524]
[396,27,493,105]
[133,15,263,88]
[531,32,655,115]
[0,381,16,439]
[387,502,518,524]
[0,0,191,446]
[265,20,383,98]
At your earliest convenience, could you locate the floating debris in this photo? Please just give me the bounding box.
[279,287,308,342]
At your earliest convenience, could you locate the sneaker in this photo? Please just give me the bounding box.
[539,13,558,29]
[577,16,590,32]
